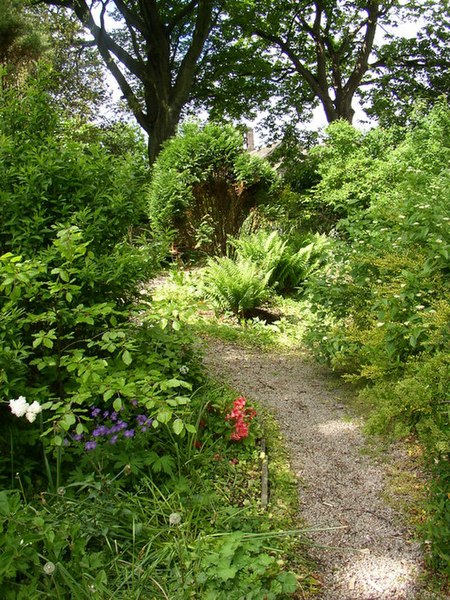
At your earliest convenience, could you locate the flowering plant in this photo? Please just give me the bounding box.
[9,396,42,423]
[225,396,257,442]
[71,402,153,452]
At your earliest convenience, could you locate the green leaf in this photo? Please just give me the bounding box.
[172,419,184,435]
[185,423,196,434]
[122,349,132,366]
[60,413,76,431]
[113,397,122,412]
[103,389,114,401]
[157,409,172,424]
[217,565,238,581]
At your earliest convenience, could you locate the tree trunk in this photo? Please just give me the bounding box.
[146,108,180,165]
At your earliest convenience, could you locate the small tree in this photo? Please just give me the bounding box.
[148,123,279,255]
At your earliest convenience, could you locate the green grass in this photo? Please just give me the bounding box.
[152,266,313,351]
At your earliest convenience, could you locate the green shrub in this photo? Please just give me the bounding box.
[232,230,327,294]
[303,103,450,573]
[202,256,272,317]
[148,122,279,255]
[0,89,148,259]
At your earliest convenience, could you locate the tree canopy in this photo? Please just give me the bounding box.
[33,0,450,159]
[43,0,220,163]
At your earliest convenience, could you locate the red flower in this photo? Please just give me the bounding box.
[225,396,256,442]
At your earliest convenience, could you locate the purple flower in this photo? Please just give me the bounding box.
[92,425,109,437]
[123,429,135,438]
[136,414,153,428]
[103,410,110,419]
[91,408,101,418]
[109,435,118,445]
[110,411,118,421]
[73,433,84,441]
[131,400,138,407]
[84,440,97,451]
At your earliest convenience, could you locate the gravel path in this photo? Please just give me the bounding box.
[202,339,429,600]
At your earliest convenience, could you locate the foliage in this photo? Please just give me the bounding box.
[0,77,169,486]
[421,460,450,576]
[0,0,46,86]
[202,256,272,317]
[302,103,450,573]
[231,230,327,293]
[148,122,279,255]
[363,1,450,127]
[0,378,308,598]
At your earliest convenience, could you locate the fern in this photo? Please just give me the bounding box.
[203,256,272,316]
[231,230,316,293]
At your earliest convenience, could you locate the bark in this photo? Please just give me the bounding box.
[46,0,214,164]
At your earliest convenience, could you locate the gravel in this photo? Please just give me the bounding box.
[202,339,433,600]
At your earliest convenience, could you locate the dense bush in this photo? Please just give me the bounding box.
[148,123,280,255]
[232,230,328,294]
[303,104,450,573]
[0,77,174,484]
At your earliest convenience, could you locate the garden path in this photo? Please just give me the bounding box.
[202,339,429,600]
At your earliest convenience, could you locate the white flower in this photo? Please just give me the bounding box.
[179,365,189,375]
[25,401,42,423]
[169,512,182,526]
[9,397,42,422]
[9,396,29,417]
[43,561,56,575]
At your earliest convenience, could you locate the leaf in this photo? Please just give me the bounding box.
[122,349,132,366]
[157,409,172,424]
[60,413,76,431]
[172,419,184,435]
[113,397,122,412]
[103,389,114,401]
[216,565,238,581]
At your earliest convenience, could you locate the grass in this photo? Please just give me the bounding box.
[151,266,313,351]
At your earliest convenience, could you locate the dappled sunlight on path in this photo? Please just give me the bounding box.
[203,339,427,599]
